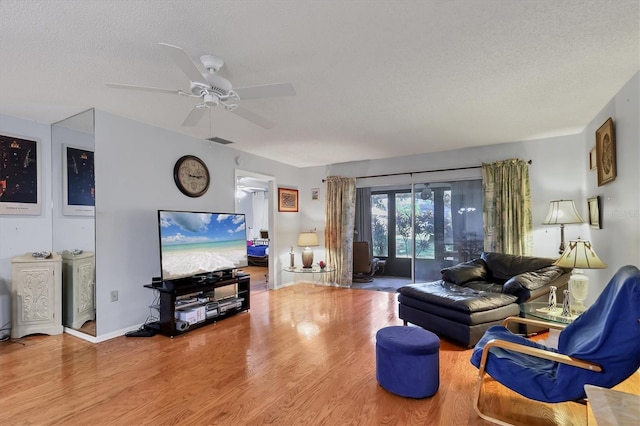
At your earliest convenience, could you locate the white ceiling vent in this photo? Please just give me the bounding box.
[207,136,234,145]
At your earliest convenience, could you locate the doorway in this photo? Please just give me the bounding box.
[235,170,276,289]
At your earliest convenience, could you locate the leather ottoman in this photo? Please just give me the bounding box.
[398,281,520,347]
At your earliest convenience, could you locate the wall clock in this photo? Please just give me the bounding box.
[173,155,210,197]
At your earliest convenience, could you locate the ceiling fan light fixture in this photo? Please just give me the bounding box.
[420,188,432,200]
[203,93,218,107]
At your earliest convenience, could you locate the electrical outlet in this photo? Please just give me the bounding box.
[110,290,118,302]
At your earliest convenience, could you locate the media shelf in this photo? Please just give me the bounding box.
[144,274,250,337]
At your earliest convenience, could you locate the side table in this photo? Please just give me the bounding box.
[520,302,578,348]
[283,266,335,286]
[11,253,63,338]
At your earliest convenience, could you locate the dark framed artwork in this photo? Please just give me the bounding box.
[278,188,299,212]
[63,145,95,216]
[595,118,616,186]
[0,133,42,215]
[587,196,601,229]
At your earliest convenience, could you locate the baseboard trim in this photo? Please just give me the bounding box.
[65,324,145,343]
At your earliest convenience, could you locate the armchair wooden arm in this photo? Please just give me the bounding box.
[478,339,602,373]
[474,331,601,426]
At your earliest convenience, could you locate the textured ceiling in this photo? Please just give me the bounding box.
[1,0,638,167]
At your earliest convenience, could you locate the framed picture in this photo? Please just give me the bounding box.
[311,188,320,200]
[587,196,601,229]
[0,133,42,215]
[589,147,597,171]
[595,118,616,186]
[62,145,95,216]
[278,188,298,212]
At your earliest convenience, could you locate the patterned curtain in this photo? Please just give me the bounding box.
[324,176,356,286]
[482,159,532,255]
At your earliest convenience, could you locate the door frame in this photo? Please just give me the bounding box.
[235,169,277,289]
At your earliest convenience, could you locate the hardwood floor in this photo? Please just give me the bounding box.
[244,265,268,293]
[1,284,637,425]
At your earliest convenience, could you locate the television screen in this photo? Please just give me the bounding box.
[158,210,248,281]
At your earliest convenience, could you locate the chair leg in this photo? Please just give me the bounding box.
[474,352,515,426]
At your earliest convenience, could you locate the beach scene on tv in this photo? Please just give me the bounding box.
[159,211,248,280]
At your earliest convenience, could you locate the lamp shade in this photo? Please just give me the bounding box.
[553,239,607,269]
[297,232,319,247]
[542,200,584,225]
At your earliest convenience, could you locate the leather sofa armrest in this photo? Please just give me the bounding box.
[503,266,566,303]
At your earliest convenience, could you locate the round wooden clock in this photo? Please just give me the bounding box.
[173,155,210,197]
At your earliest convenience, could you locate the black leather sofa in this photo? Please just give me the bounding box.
[397,252,570,347]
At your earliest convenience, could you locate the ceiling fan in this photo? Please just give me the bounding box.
[105,43,295,129]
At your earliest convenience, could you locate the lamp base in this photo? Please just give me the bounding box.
[301,247,313,269]
[570,269,589,315]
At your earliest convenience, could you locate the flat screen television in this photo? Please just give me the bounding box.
[158,210,248,281]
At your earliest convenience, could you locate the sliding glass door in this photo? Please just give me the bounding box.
[365,179,483,281]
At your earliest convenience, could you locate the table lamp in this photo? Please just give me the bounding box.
[297,231,319,269]
[553,238,606,314]
[542,200,584,254]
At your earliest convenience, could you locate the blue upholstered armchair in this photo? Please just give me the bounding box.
[470,265,640,425]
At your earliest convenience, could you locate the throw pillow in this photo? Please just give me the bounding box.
[441,258,488,285]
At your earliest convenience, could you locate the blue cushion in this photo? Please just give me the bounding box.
[376,326,439,354]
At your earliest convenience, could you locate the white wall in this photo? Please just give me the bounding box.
[93,110,302,337]
[293,166,327,264]
[579,71,639,305]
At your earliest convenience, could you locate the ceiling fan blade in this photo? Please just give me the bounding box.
[230,106,275,129]
[158,42,208,85]
[233,82,296,100]
[105,82,181,95]
[182,106,207,127]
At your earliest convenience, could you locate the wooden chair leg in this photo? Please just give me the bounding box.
[474,350,514,426]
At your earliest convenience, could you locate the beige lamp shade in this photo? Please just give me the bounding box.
[543,200,584,254]
[297,231,319,268]
[553,239,607,269]
[297,232,319,247]
[554,238,606,314]
[542,200,584,225]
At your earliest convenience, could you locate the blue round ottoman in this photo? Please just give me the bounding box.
[376,326,440,398]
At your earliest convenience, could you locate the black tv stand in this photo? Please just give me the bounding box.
[144,274,250,337]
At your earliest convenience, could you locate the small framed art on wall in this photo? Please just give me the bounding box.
[278,188,299,212]
[587,196,601,229]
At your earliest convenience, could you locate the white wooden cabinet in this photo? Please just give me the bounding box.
[61,250,95,329]
[11,253,63,338]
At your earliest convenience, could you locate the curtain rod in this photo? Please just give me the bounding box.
[322,160,532,182]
